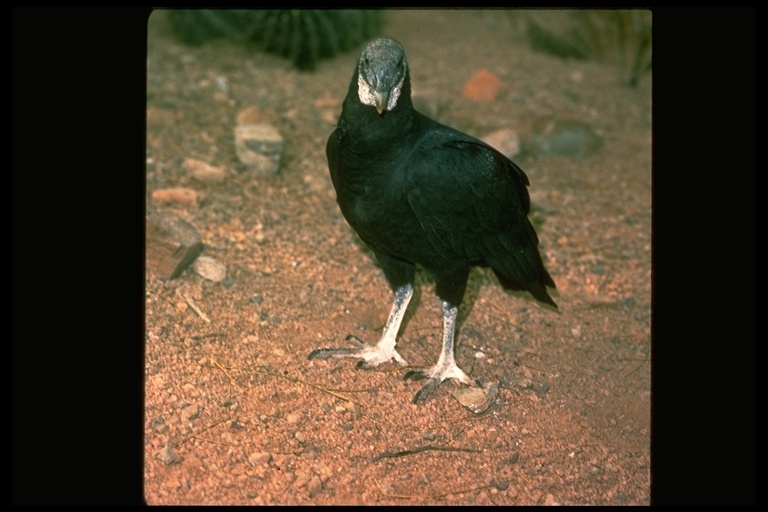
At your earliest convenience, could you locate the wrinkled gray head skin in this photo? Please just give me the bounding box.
[356,38,408,115]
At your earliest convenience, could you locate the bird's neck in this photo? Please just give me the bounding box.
[341,73,415,138]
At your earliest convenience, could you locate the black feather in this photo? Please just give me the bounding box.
[328,38,556,309]
[312,38,556,403]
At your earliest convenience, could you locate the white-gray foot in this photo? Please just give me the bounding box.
[309,334,406,368]
[404,359,480,403]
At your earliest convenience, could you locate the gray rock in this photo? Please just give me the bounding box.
[146,209,204,280]
[527,118,601,157]
[235,124,283,175]
[180,403,200,422]
[159,443,181,465]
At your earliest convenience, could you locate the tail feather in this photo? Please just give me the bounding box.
[491,265,557,309]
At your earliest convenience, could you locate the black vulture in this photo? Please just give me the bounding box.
[309,38,557,403]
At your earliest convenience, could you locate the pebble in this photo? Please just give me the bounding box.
[248,451,271,466]
[462,69,502,101]
[193,256,227,282]
[234,124,283,175]
[286,412,301,424]
[180,403,200,422]
[159,443,180,465]
[150,187,198,206]
[451,380,499,413]
[145,209,203,279]
[526,117,601,157]
[490,479,510,491]
[182,158,226,183]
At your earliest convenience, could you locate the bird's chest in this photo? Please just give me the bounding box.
[336,170,408,237]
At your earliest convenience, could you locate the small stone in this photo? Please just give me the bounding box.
[181,403,200,422]
[462,69,502,101]
[182,158,226,184]
[248,452,271,466]
[451,381,499,414]
[193,256,227,282]
[145,209,204,279]
[150,187,199,206]
[159,443,181,465]
[524,116,601,156]
[234,124,283,175]
[286,412,301,424]
[490,479,510,491]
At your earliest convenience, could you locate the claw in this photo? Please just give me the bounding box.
[308,347,363,360]
[405,362,480,403]
[345,334,366,345]
[308,348,332,360]
[412,378,441,403]
[403,369,428,381]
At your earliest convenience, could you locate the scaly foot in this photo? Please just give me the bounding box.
[308,334,407,368]
[404,360,480,403]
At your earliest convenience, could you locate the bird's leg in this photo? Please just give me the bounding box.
[308,283,412,367]
[404,301,480,403]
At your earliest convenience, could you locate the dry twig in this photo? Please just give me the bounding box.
[371,444,481,463]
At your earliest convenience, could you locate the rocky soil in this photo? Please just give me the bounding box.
[143,9,652,505]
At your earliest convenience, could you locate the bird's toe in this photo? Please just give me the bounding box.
[412,378,441,403]
[308,348,338,360]
[403,369,429,381]
[406,362,480,403]
[308,336,405,367]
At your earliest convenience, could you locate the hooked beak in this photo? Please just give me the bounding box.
[373,89,389,115]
